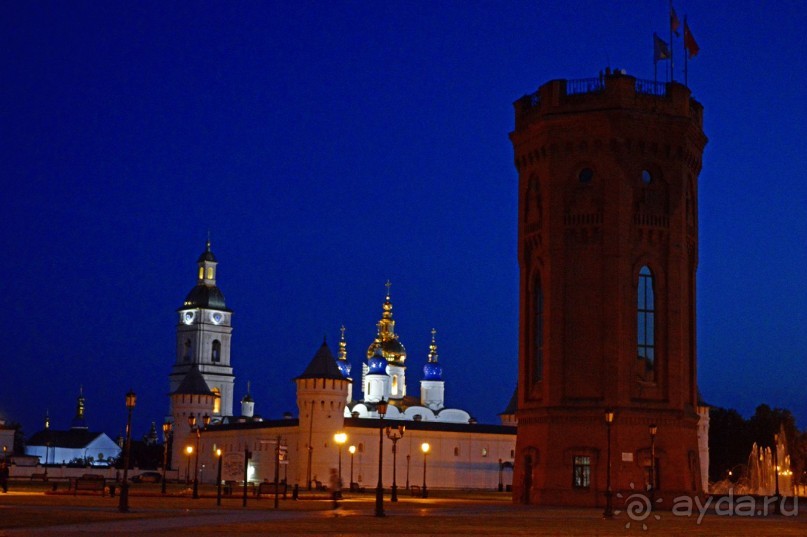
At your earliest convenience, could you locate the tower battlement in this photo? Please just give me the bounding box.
[513,72,703,132]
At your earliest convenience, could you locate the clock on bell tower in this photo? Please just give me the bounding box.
[168,239,235,418]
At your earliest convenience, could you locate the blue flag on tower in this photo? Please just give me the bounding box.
[653,33,671,63]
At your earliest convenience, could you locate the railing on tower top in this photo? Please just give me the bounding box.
[520,77,671,113]
[566,78,604,95]
[634,79,667,96]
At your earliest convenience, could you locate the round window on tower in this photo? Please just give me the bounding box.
[578,168,593,184]
[641,169,653,185]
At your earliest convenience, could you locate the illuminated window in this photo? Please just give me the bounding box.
[391,375,398,395]
[637,266,655,382]
[212,340,221,362]
[481,448,488,457]
[532,274,543,382]
[212,388,221,414]
[206,267,214,279]
[572,456,591,488]
[198,267,204,280]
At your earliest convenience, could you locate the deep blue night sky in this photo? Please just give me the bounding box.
[2,1,805,442]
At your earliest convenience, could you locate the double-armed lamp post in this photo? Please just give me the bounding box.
[188,413,210,499]
[161,422,172,494]
[386,425,405,501]
[118,390,136,513]
[375,399,389,517]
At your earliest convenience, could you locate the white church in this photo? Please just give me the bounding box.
[167,242,516,491]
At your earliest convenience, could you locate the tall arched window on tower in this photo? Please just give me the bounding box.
[211,340,221,363]
[183,339,192,362]
[637,266,655,382]
[532,274,543,383]
[211,387,221,414]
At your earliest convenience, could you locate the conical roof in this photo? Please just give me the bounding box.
[171,365,216,396]
[295,340,347,381]
[499,386,518,415]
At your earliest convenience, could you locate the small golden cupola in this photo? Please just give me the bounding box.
[366,280,407,366]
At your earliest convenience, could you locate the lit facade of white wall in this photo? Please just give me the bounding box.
[193,418,515,491]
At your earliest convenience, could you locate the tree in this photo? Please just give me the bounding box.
[708,407,750,483]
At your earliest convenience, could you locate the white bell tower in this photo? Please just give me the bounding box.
[168,240,235,418]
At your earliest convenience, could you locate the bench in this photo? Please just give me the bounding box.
[409,485,421,496]
[73,476,106,495]
[256,481,287,498]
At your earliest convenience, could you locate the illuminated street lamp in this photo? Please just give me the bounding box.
[421,442,430,498]
[215,448,223,506]
[334,432,347,496]
[188,414,210,499]
[385,425,405,501]
[185,446,193,485]
[375,399,389,517]
[603,409,615,519]
[348,445,356,492]
[118,389,136,513]
[161,422,172,494]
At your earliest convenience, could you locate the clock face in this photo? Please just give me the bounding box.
[182,311,195,325]
[210,312,224,325]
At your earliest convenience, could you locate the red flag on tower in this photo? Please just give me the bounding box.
[670,7,681,37]
[684,21,699,58]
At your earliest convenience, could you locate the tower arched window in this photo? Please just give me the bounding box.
[198,267,204,280]
[532,274,544,382]
[212,387,221,414]
[211,340,221,363]
[206,267,214,280]
[637,266,655,382]
[391,375,398,395]
[183,339,192,362]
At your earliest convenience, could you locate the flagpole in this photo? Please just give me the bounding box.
[669,0,674,82]
[684,15,689,88]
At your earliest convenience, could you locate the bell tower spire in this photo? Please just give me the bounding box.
[169,239,235,419]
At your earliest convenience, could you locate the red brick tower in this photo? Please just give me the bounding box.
[510,72,707,506]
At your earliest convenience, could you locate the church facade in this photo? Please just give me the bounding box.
[168,244,516,491]
[510,71,709,506]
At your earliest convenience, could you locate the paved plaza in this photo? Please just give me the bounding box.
[0,486,804,536]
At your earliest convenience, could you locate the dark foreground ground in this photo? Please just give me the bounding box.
[0,482,804,536]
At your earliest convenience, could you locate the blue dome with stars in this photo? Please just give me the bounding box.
[367,348,388,375]
[423,362,443,381]
[337,359,352,378]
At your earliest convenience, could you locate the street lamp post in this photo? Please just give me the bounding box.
[334,432,347,497]
[421,442,430,498]
[603,409,615,519]
[385,425,405,501]
[348,445,356,492]
[161,422,172,495]
[773,433,780,514]
[185,446,193,485]
[375,400,389,517]
[406,454,411,491]
[188,414,210,499]
[216,448,223,506]
[649,424,657,508]
[118,390,136,513]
